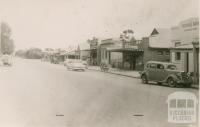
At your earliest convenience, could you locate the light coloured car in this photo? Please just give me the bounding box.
[64,59,86,71]
[64,59,74,66]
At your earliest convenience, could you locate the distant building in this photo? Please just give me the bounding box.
[79,42,90,65]
[60,47,80,61]
[42,48,54,62]
[88,37,99,65]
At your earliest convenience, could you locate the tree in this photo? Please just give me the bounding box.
[15,48,44,59]
[25,48,44,59]
[15,49,27,58]
[120,29,136,42]
[87,37,98,44]
[87,37,98,49]
[1,22,15,54]
[120,29,137,48]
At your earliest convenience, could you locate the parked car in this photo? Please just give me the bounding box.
[1,54,12,66]
[64,59,73,66]
[140,61,193,87]
[64,59,86,71]
[82,60,88,69]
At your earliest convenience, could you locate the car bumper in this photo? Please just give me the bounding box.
[176,79,193,84]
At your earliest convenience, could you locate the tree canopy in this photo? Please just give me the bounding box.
[16,48,44,59]
[120,29,136,43]
[1,22,15,54]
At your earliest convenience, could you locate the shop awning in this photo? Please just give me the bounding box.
[107,48,143,52]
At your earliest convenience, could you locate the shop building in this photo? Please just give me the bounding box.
[78,42,91,65]
[170,17,199,83]
[170,18,199,71]
[88,38,99,65]
[99,38,122,68]
[99,38,144,70]
[141,28,172,66]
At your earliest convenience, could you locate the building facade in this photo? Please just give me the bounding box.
[99,38,144,70]
[140,28,172,67]
[170,45,194,72]
[170,17,199,83]
[87,38,99,65]
[99,38,123,68]
[141,37,170,65]
[171,17,199,46]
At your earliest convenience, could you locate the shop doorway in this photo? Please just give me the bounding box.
[123,52,136,70]
[184,52,189,72]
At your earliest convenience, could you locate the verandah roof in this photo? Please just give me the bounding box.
[107,48,143,52]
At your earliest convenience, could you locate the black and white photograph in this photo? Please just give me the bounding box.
[0,0,199,127]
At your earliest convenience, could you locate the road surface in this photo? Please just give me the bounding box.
[0,58,198,127]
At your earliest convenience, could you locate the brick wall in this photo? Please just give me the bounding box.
[141,37,170,65]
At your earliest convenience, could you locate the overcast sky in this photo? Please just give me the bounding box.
[0,0,198,50]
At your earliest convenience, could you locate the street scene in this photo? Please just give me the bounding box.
[0,58,198,127]
[0,0,199,127]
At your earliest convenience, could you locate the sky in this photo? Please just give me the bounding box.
[0,0,198,50]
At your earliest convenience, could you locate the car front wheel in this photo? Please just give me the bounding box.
[157,82,162,85]
[167,77,177,87]
[141,74,148,84]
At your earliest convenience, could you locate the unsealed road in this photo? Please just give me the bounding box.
[0,58,198,127]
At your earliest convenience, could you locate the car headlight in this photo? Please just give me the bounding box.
[176,72,182,79]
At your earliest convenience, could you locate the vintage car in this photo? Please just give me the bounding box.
[64,59,86,71]
[140,61,193,87]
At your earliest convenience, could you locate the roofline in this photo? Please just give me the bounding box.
[100,42,115,45]
[80,49,91,51]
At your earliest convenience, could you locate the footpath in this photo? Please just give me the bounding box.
[87,66,140,78]
[87,66,199,89]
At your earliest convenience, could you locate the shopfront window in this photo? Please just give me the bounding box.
[157,51,163,55]
[165,51,170,56]
[175,52,181,61]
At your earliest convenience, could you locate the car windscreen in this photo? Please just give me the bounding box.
[71,60,83,63]
[167,65,177,70]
